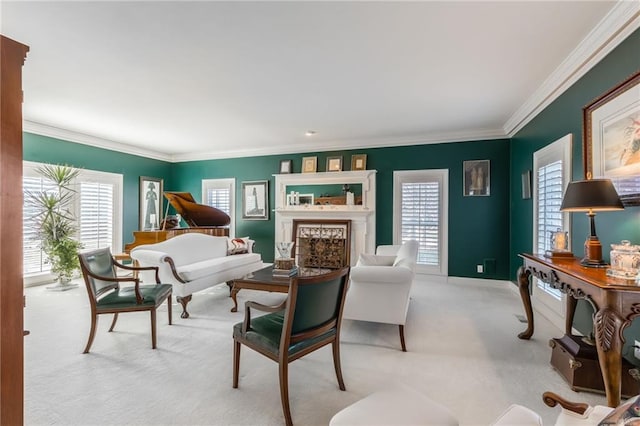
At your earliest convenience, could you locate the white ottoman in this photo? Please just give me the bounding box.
[329,387,459,426]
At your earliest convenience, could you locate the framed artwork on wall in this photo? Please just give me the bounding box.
[463,160,490,196]
[351,154,367,171]
[302,156,317,173]
[583,70,640,206]
[139,176,163,230]
[242,180,269,220]
[326,156,342,172]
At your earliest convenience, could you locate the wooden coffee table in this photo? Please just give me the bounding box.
[230,266,331,312]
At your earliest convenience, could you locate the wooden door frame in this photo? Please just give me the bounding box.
[0,34,29,425]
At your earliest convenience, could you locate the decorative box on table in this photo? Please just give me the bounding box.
[549,334,639,397]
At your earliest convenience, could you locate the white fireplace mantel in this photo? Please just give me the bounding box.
[274,170,376,266]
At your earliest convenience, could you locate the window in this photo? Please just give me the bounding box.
[532,134,572,324]
[23,162,123,284]
[202,178,235,236]
[393,170,448,276]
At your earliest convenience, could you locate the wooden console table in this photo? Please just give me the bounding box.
[517,253,640,407]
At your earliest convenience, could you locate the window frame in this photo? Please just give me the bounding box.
[393,169,449,276]
[23,161,123,286]
[531,134,572,326]
[202,178,235,237]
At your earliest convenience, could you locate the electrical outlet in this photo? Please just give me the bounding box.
[477,264,484,273]
[635,340,640,359]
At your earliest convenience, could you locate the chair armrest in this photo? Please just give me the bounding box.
[243,299,287,333]
[350,265,414,284]
[542,392,589,415]
[82,271,145,304]
[112,259,160,284]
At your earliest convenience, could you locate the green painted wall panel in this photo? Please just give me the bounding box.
[174,139,511,278]
[24,133,173,250]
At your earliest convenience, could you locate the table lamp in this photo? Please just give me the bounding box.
[560,178,624,267]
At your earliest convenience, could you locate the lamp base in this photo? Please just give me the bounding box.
[581,236,608,268]
[580,258,609,268]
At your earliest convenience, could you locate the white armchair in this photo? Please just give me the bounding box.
[342,240,419,351]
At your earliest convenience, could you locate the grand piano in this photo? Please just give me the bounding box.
[124,192,230,252]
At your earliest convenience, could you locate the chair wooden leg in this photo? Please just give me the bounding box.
[167,295,172,325]
[108,313,119,332]
[83,313,98,354]
[399,324,407,352]
[151,309,157,349]
[233,340,241,388]
[279,360,293,426]
[332,340,346,391]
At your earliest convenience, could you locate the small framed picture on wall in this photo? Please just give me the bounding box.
[242,180,269,220]
[139,176,163,230]
[463,160,490,196]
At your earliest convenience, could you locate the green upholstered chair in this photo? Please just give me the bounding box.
[233,266,351,426]
[78,248,172,353]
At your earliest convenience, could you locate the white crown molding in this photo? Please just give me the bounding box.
[23,120,172,162]
[169,128,507,162]
[504,1,640,137]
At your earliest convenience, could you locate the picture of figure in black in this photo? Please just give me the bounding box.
[144,182,158,230]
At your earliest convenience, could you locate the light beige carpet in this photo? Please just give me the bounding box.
[24,275,607,425]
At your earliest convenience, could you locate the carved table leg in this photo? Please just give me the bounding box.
[594,307,624,407]
[230,286,239,313]
[565,295,578,336]
[516,265,534,340]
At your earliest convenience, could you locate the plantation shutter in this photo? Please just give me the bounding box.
[23,176,56,274]
[205,187,231,216]
[79,181,114,251]
[533,134,572,301]
[536,160,564,255]
[202,178,235,236]
[400,181,440,266]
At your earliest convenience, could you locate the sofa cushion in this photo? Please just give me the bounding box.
[177,252,261,282]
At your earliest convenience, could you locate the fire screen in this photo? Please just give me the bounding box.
[292,219,351,271]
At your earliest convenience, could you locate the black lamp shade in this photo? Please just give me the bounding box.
[560,179,624,212]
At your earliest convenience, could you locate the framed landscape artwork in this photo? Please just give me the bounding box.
[139,176,163,230]
[242,180,269,220]
[584,70,640,206]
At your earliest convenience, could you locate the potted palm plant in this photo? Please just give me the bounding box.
[26,164,83,290]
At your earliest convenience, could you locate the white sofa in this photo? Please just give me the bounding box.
[130,233,263,318]
[342,240,419,351]
[330,387,623,426]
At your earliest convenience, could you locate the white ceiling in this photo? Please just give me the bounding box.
[1,1,639,162]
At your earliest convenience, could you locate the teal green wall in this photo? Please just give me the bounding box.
[509,28,640,363]
[24,133,173,248]
[173,140,511,277]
